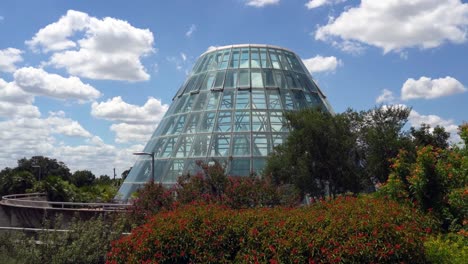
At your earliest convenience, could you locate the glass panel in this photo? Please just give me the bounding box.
[278,52,291,70]
[273,70,287,89]
[250,48,260,68]
[199,111,216,132]
[252,90,266,109]
[201,72,216,90]
[238,69,250,88]
[194,55,208,74]
[281,90,294,110]
[252,111,268,132]
[229,48,240,68]
[160,137,177,157]
[184,112,201,134]
[191,134,211,157]
[305,92,324,108]
[269,111,286,132]
[234,111,250,132]
[263,69,276,87]
[173,95,188,114]
[210,134,231,157]
[272,133,286,148]
[161,116,177,135]
[301,74,318,92]
[174,136,194,158]
[224,70,238,88]
[286,53,304,72]
[269,50,282,69]
[218,49,231,70]
[230,159,250,176]
[251,70,264,88]
[172,114,187,134]
[235,90,250,109]
[206,92,220,110]
[260,48,271,68]
[152,138,168,157]
[201,53,214,72]
[293,90,307,109]
[285,72,300,89]
[232,134,251,156]
[184,159,205,176]
[220,90,234,109]
[216,111,232,132]
[267,89,282,110]
[192,73,206,92]
[193,92,208,111]
[239,48,249,68]
[165,159,185,183]
[252,134,270,156]
[182,95,196,112]
[213,71,226,89]
[252,158,266,175]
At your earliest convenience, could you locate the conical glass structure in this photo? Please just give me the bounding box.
[117,44,333,200]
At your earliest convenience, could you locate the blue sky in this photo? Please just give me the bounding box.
[0,0,467,176]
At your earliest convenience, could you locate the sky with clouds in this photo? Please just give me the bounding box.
[0,0,467,177]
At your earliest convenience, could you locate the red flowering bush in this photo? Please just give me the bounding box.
[107,196,436,263]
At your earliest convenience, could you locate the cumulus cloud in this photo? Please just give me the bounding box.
[409,110,461,143]
[245,0,280,7]
[315,0,468,53]
[0,48,23,72]
[14,67,101,102]
[91,96,168,143]
[305,0,346,9]
[0,78,39,118]
[185,24,196,38]
[27,10,154,81]
[401,76,466,100]
[302,55,342,74]
[376,89,396,104]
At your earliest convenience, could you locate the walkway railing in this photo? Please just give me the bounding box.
[1,193,131,212]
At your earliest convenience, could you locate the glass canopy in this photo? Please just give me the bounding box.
[117,44,333,200]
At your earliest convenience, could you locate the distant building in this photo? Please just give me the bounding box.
[117,44,333,200]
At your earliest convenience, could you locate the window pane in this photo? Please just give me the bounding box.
[229,49,240,68]
[260,48,271,68]
[161,116,176,135]
[267,89,282,110]
[230,158,251,176]
[281,91,294,110]
[239,48,249,68]
[220,90,234,109]
[165,159,185,183]
[252,111,268,132]
[201,72,216,90]
[286,53,304,72]
[238,69,250,87]
[210,134,231,157]
[161,137,177,157]
[193,92,208,111]
[182,95,196,112]
[213,71,226,89]
[174,136,194,158]
[216,111,232,132]
[172,95,188,114]
[206,93,220,110]
[224,70,238,88]
[285,72,300,89]
[218,50,231,70]
[263,69,276,87]
[278,52,291,70]
[272,133,286,147]
[199,111,216,132]
[250,48,260,68]
[253,158,266,174]
[201,54,214,72]
[184,112,201,134]
[252,134,270,156]
[273,70,287,89]
[172,114,187,134]
[234,111,250,131]
[252,90,266,109]
[293,90,307,108]
[251,71,264,88]
[191,134,211,157]
[235,90,250,109]
[269,111,286,132]
[232,135,251,156]
[269,50,282,69]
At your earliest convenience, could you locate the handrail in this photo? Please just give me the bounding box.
[1,193,131,212]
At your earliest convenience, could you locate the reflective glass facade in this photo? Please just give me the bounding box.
[117,44,333,200]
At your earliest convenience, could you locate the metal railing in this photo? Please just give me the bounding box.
[1,193,131,212]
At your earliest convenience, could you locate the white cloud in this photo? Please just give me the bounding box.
[0,48,23,72]
[14,67,101,102]
[185,24,196,38]
[376,89,396,104]
[401,76,466,100]
[27,10,154,81]
[91,96,168,143]
[306,0,346,9]
[315,0,468,53]
[302,55,342,74]
[0,78,39,118]
[47,111,93,138]
[245,0,280,7]
[409,110,461,143]
[180,52,187,62]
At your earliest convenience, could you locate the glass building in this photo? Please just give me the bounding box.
[117,44,333,200]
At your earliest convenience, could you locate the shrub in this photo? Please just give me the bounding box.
[107,196,436,263]
[424,233,468,264]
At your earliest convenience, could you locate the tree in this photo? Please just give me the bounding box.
[71,170,96,187]
[265,108,366,198]
[410,124,450,149]
[15,156,72,182]
[0,170,35,196]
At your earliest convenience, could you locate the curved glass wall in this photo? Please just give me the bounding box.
[117,44,333,200]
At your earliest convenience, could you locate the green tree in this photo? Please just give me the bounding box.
[0,170,36,196]
[71,170,96,187]
[265,108,365,198]
[410,124,450,149]
[15,156,72,181]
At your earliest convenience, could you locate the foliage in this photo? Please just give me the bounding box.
[15,156,72,181]
[107,196,437,264]
[0,215,125,264]
[71,170,96,187]
[410,123,450,149]
[424,233,468,264]
[0,170,35,196]
[265,108,366,198]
